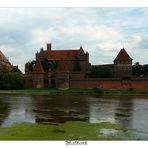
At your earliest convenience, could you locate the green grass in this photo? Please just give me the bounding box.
[0,88,100,95]
[0,88,148,95]
[0,121,133,140]
[103,89,148,96]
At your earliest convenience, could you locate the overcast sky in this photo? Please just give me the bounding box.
[0,8,148,72]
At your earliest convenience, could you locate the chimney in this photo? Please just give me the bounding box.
[47,43,52,50]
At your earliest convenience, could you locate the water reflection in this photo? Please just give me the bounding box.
[0,94,148,137]
[31,95,90,124]
[114,97,134,129]
[0,95,35,127]
[0,98,10,125]
[88,96,118,123]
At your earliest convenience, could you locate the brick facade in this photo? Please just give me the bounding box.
[25,44,148,90]
[25,43,89,88]
[70,78,148,91]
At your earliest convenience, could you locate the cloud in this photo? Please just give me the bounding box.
[0,8,147,72]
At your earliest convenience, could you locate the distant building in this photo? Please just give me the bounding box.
[0,50,12,68]
[25,44,133,88]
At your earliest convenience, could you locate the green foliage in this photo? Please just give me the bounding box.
[89,66,114,78]
[73,60,81,72]
[11,67,22,74]
[0,65,24,90]
[42,58,50,71]
[42,58,58,71]
[132,62,143,77]
[25,60,36,72]
[9,72,24,89]
[143,64,148,76]
[49,61,58,71]
[0,88,148,95]
[93,87,104,93]
[132,62,148,77]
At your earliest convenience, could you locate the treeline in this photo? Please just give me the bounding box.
[88,62,148,78]
[132,62,148,77]
[0,65,24,90]
[88,66,114,78]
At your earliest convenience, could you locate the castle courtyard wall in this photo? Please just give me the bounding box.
[69,78,148,91]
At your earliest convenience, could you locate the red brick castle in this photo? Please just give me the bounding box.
[25,43,90,88]
[25,43,138,89]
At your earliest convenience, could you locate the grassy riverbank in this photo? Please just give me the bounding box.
[0,88,148,95]
[0,121,134,140]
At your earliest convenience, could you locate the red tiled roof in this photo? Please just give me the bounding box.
[58,60,69,73]
[114,48,133,61]
[33,60,44,73]
[47,49,80,61]
[0,50,10,63]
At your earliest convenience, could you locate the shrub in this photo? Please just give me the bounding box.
[93,87,103,93]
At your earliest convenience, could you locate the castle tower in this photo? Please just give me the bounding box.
[114,48,133,78]
[32,60,45,88]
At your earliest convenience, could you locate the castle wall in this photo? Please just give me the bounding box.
[69,78,148,91]
[70,78,103,88]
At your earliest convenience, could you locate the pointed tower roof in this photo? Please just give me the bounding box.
[58,60,69,73]
[33,60,44,74]
[114,48,133,62]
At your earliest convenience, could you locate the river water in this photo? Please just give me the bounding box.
[0,94,148,139]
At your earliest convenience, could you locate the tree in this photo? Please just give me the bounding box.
[89,66,114,78]
[11,67,22,74]
[0,65,10,89]
[143,64,148,76]
[132,62,144,77]
[25,60,36,72]
[10,72,24,89]
[49,61,58,71]
[42,58,58,71]
[42,58,50,71]
[0,65,24,90]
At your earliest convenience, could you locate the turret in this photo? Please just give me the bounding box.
[114,48,133,78]
[47,43,52,50]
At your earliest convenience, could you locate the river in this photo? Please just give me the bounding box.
[0,94,148,139]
